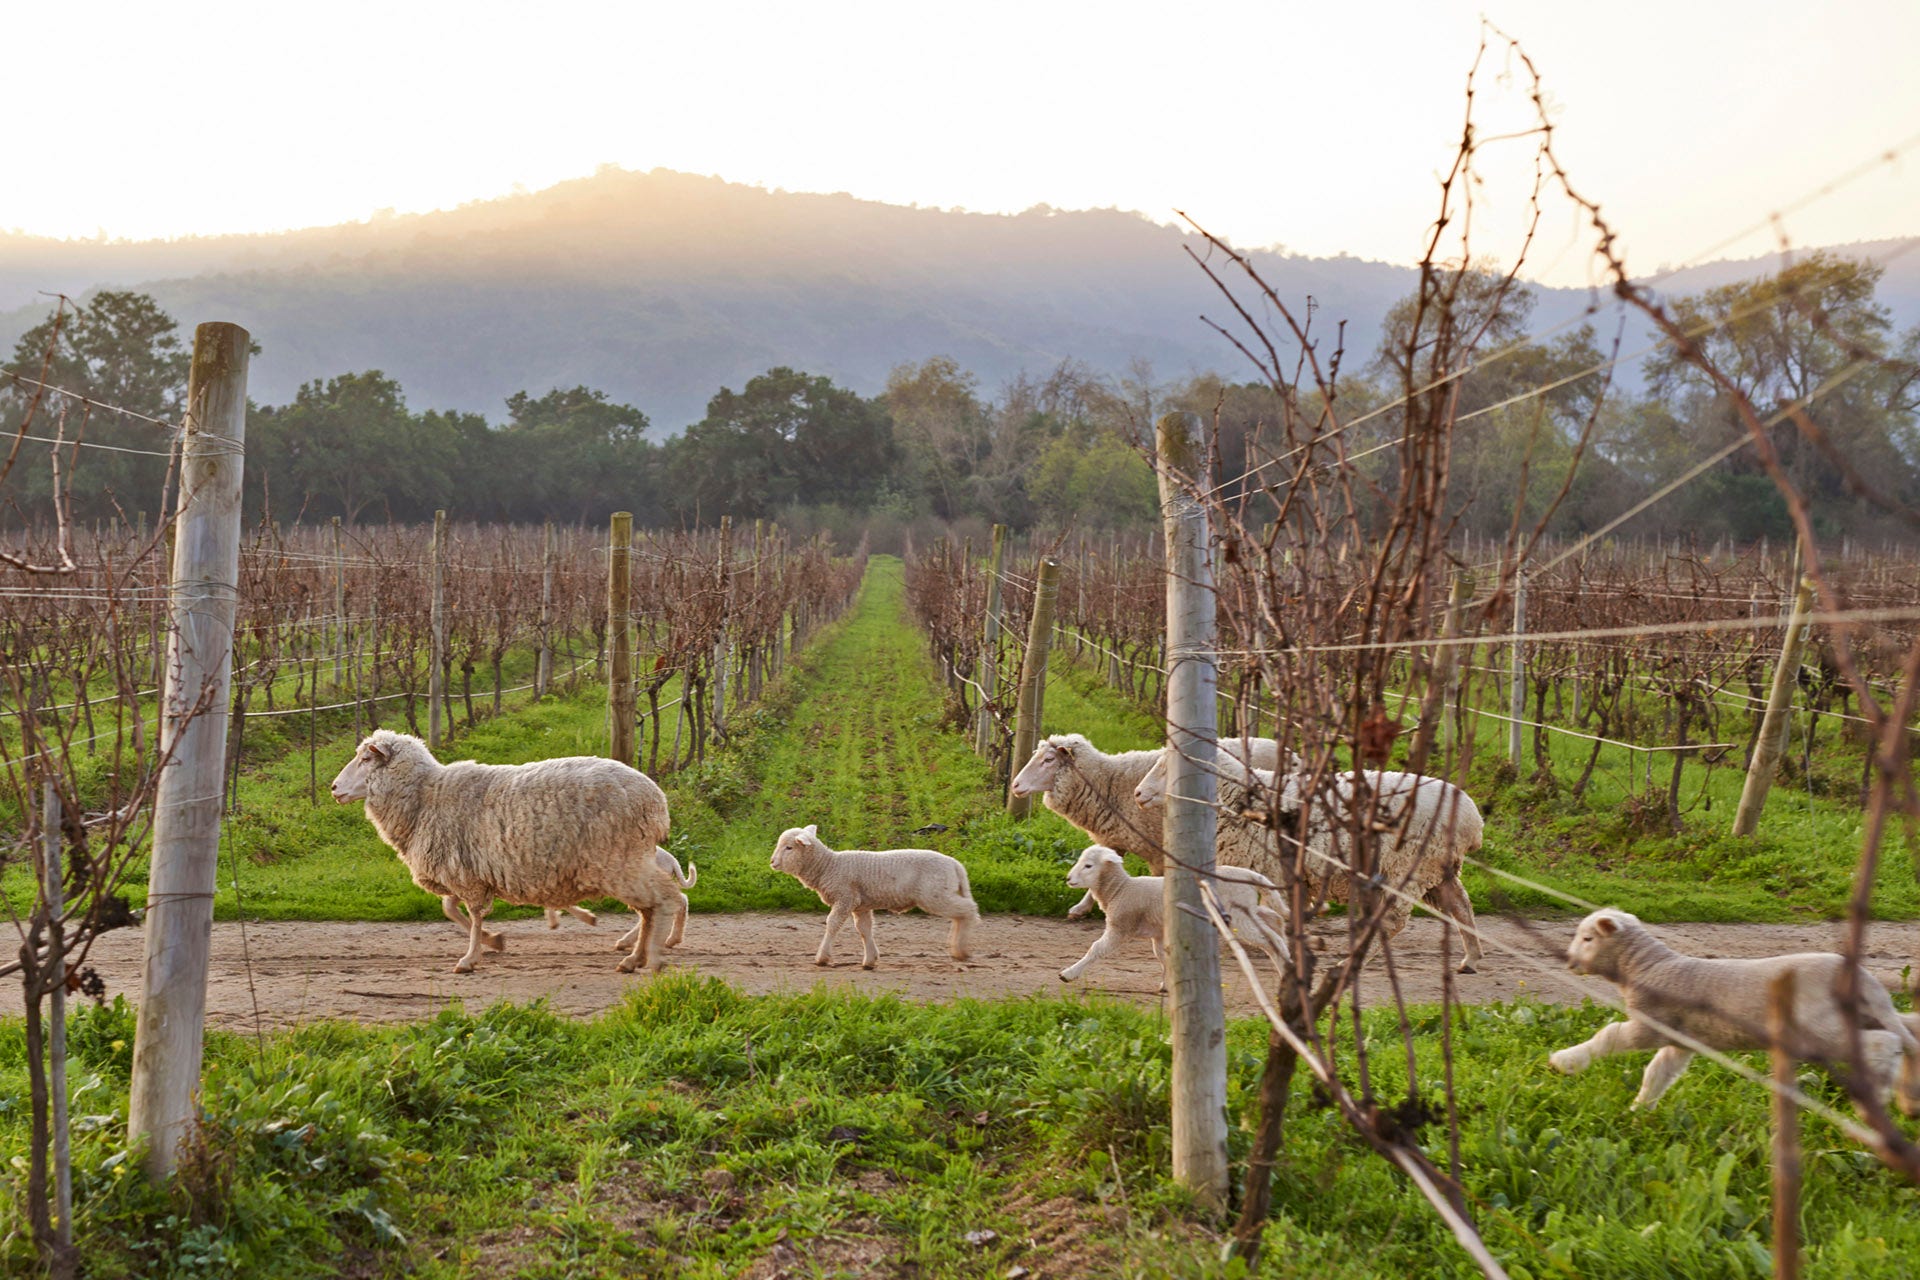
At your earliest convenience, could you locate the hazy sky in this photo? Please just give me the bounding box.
[11,0,1917,284]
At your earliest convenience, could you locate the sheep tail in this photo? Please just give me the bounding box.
[682,862,698,889]
[954,860,974,904]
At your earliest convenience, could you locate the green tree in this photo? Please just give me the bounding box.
[4,291,191,520]
[497,386,655,523]
[666,367,896,521]
[250,372,444,524]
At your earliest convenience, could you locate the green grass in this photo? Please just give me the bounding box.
[6,980,1917,1278]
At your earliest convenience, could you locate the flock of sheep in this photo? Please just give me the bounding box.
[329,727,1920,1116]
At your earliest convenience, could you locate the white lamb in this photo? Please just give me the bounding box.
[330,730,679,974]
[769,824,981,969]
[1549,908,1920,1114]
[1058,845,1291,984]
[1011,733,1290,918]
[1138,750,1487,972]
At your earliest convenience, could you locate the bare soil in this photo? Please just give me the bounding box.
[16,913,1917,1031]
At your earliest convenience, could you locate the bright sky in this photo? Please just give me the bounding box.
[10,0,1918,284]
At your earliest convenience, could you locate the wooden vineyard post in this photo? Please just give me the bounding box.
[536,520,555,699]
[974,523,1007,758]
[713,515,732,739]
[1769,971,1801,1280]
[1508,570,1526,766]
[331,516,345,689]
[428,511,446,749]
[1733,568,1815,836]
[1155,409,1230,1212]
[128,320,249,1179]
[609,512,635,766]
[43,783,72,1264]
[1006,558,1059,817]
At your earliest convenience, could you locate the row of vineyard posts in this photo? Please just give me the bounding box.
[4,318,866,1275]
[910,526,1917,835]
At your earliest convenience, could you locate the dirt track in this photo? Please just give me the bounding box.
[13,912,1917,1031]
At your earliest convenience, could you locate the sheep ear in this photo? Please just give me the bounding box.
[1594,915,1618,936]
[365,738,390,763]
[1055,739,1075,758]
[804,824,818,837]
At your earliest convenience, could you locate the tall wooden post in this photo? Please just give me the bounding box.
[609,512,635,766]
[331,516,345,689]
[1006,559,1059,817]
[712,516,732,738]
[1155,410,1230,1211]
[974,523,1007,757]
[536,520,555,699]
[428,511,446,749]
[43,783,71,1259]
[1507,571,1526,766]
[127,320,248,1179]
[1769,971,1801,1280]
[1733,571,1815,836]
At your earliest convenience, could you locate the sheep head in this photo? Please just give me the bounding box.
[1065,845,1123,890]
[1012,734,1086,797]
[1565,908,1637,975]
[330,730,410,803]
[770,824,820,872]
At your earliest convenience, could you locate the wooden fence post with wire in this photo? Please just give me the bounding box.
[608,511,634,766]
[428,510,445,749]
[1733,563,1815,836]
[1155,409,1230,1212]
[126,320,250,1181]
[1006,558,1059,818]
[974,523,1006,759]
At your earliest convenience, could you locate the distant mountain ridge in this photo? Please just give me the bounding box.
[3,168,1915,429]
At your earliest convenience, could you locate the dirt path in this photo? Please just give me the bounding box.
[16,913,1916,1030]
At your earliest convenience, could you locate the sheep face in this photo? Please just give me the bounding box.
[329,734,397,803]
[770,824,820,872]
[1133,753,1170,809]
[1012,737,1077,797]
[1565,908,1636,975]
[1066,845,1123,890]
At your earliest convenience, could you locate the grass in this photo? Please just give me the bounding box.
[5,979,1917,1278]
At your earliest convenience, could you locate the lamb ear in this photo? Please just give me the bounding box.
[804,824,818,837]
[366,738,390,763]
[1594,915,1618,936]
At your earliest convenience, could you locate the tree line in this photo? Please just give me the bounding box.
[5,251,1916,543]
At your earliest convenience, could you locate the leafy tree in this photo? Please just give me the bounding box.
[497,386,656,522]
[3,291,191,520]
[666,367,896,521]
[250,372,443,524]
[884,357,989,520]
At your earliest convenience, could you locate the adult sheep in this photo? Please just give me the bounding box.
[330,730,678,974]
[1010,733,1292,917]
[1138,750,1486,973]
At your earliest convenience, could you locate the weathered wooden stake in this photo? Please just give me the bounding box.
[536,520,555,699]
[331,515,345,689]
[1154,410,1230,1212]
[44,782,72,1258]
[609,512,635,766]
[1006,558,1059,817]
[1769,971,1801,1280]
[974,523,1007,758]
[428,510,446,749]
[127,320,249,1179]
[1508,571,1526,765]
[1733,569,1815,836]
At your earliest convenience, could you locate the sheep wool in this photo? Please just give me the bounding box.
[1057,845,1291,985]
[331,729,677,974]
[769,824,979,969]
[1551,908,1920,1115]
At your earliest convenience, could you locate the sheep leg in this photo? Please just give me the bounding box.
[946,908,974,961]
[664,893,688,948]
[1430,876,1482,974]
[616,905,657,973]
[1060,927,1124,983]
[1241,909,1293,968]
[443,895,505,952]
[545,908,563,930]
[614,921,641,951]
[854,908,878,970]
[550,904,598,928]
[1828,1030,1906,1115]
[453,898,491,973]
[815,902,851,966]
[1631,1045,1695,1110]
[1549,1017,1664,1076]
[1067,890,1096,920]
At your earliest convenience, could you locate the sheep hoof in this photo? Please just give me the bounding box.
[483,932,506,952]
[861,960,877,971]
[581,910,599,927]
[1548,1050,1582,1075]
[454,958,476,974]
[615,956,640,974]
[1456,962,1476,975]
[1058,971,1072,983]
[814,957,834,967]
[1066,907,1088,920]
